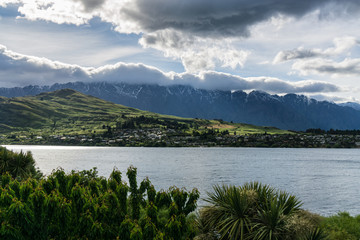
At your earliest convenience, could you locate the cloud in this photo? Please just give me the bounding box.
[292,58,360,77]
[5,0,359,37]
[3,0,360,72]
[0,44,89,87]
[15,0,94,25]
[273,47,323,64]
[173,73,341,93]
[272,36,360,78]
[308,94,351,103]
[0,1,21,8]
[323,37,360,55]
[75,0,106,11]
[0,44,342,95]
[115,0,360,38]
[139,30,250,72]
[273,37,359,63]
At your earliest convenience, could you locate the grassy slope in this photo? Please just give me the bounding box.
[0,89,291,136]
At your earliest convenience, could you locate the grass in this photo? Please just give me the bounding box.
[0,89,291,136]
[205,120,292,135]
[321,212,360,239]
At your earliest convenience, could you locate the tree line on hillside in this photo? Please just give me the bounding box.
[102,116,192,138]
[306,128,360,135]
[115,116,191,130]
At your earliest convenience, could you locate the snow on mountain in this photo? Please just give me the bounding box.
[1,81,360,131]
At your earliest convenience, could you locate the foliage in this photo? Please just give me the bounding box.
[0,147,42,180]
[306,128,360,135]
[117,115,190,130]
[321,212,360,240]
[0,166,199,239]
[196,182,323,240]
[1,145,353,239]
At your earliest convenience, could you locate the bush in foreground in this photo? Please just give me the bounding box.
[321,212,360,240]
[196,182,325,240]
[0,147,356,240]
[0,166,199,239]
[0,146,42,179]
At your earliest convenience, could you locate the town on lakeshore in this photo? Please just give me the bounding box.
[3,127,360,148]
[1,89,360,148]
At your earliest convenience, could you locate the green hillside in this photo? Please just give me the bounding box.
[0,89,291,137]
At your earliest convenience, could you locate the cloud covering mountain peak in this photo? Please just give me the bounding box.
[0,44,341,95]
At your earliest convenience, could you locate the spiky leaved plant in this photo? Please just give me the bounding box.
[199,182,305,240]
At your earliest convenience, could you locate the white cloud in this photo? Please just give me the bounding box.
[173,73,341,93]
[0,0,21,8]
[16,0,94,25]
[324,37,359,55]
[273,37,359,64]
[0,44,90,87]
[0,15,146,68]
[292,58,360,77]
[3,0,360,73]
[308,93,351,103]
[271,36,360,81]
[0,44,342,95]
[139,30,250,73]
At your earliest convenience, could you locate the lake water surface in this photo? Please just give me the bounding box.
[4,145,360,216]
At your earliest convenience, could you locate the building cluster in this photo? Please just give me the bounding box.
[2,128,360,148]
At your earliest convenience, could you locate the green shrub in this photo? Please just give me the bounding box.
[196,182,323,240]
[0,166,199,239]
[321,212,360,240]
[0,147,42,180]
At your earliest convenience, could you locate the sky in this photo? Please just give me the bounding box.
[1,0,360,103]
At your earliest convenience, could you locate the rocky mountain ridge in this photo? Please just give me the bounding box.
[1,81,359,130]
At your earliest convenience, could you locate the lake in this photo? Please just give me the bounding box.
[4,145,360,216]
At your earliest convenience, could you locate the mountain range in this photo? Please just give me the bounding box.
[0,81,359,131]
[0,89,288,136]
[339,102,360,111]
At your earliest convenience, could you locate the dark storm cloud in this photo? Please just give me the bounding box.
[77,0,106,11]
[122,0,360,37]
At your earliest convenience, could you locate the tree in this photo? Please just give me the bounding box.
[0,147,41,179]
[197,182,319,240]
[0,162,199,239]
